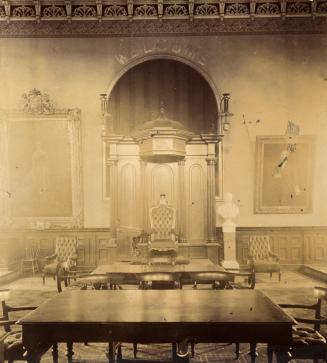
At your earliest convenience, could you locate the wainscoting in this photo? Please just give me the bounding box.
[0,226,326,271]
[235,227,327,267]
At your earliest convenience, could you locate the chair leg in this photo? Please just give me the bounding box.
[278,270,281,282]
[270,272,273,278]
[191,341,195,357]
[117,343,122,361]
[66,342,74,363]
[133,342,137,358]
[42,273,46,285]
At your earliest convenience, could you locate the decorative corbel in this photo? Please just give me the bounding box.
[158,0,163,20]
[250,0,256,20]
[33,0,41,23]
[96,0,102,22]
[65,0,72,22]
[219,0,225,20]
[3,0,10,23]
[188,0,194,21]
[127,0,133,20]
[280,0,286,19]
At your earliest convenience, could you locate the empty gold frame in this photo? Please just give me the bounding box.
[255,135,314,214]
[0,90,83,229]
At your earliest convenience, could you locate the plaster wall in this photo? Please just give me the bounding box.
[0,35,326,227]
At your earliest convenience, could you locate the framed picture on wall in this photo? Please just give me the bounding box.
[0,89,83,228]
[255,135,314,214]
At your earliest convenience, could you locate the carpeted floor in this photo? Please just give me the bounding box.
[1,270,326,362]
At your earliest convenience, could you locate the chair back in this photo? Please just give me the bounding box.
[1,301,37,333]
[149,200,176,241]
[24,243,40,260]
[190,272,231,289]
[248,235,271,261]
[138,272,179,289]
[55,236,78,264]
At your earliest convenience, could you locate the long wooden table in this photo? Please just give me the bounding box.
[19,289,293,363]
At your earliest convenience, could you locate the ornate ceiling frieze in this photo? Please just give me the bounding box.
[0,0,326,36]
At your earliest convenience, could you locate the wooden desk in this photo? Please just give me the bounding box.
[19,290,293,363]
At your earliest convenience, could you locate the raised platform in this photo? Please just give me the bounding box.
[301,265,327,283]
[0,268,20,285]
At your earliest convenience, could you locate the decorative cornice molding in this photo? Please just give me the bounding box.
[0,0,326,36]
[0,17,326,36]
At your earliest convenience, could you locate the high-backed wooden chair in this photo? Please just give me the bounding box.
[148,195,178,265]
[42,236,78,285]
[268,286,327,363]
[21,242,40,275]
[248,235,281,281]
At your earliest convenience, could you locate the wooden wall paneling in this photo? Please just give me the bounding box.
[188,163,205,243]
[304,229,327,264]
[272,231,303,265]
[189,245,207,259]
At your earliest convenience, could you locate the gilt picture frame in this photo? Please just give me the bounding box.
[0,90,83,229]
[255,135,314,214]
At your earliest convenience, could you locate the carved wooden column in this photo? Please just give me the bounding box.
[178,159,186,242]
[206,157,217,242]
[140,160,147,231]
[109,158,118,239]
[202,134,220,243]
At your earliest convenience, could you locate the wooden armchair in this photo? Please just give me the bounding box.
[268,286,327,363]
[42,236,78,285]
[148,195,178,265]
[0,301,38,363]
[248,235,281,281]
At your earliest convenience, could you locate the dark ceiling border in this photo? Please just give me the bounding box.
[0,18,327,37]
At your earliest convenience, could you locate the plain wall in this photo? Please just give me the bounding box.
[0,35,326,227]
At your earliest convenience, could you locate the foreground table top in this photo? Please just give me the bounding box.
[19,289,293,362]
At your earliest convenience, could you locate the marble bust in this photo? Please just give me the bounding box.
[218,192,239,231]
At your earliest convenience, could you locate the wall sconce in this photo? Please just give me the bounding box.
[218,93,233,133]
[99,93,109,115]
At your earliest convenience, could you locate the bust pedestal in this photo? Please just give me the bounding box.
[221,223,239,270]
[218,193,240,270]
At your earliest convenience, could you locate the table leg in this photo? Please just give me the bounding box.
[52,343,58,363]
[172,342,177,362]
[275,345,291,363]
[108,341,114,363]
[66,342,74,363]
[26,350,42,363]
[249,342,258,363]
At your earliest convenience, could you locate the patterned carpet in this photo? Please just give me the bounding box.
[1,271,327,362]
